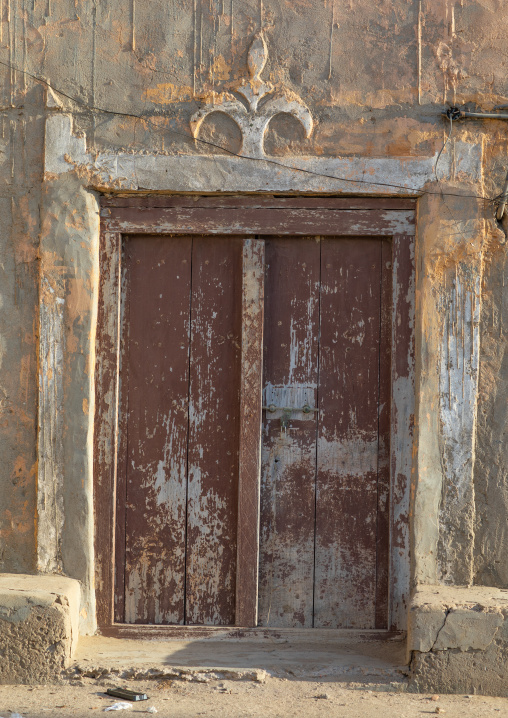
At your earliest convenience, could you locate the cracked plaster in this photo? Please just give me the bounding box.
[408,585,508,654]
[408,584,508,695]
[44,113,483,194]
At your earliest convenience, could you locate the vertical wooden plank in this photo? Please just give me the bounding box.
[258,237,320,628]
[314,238,383,629]
[375,240,393,629]
[389,233,415,630]
[114,238,130,623]
[94,228,122,628]
[236,238,265,627]
[123,235,192,624]
[185,236,243,626]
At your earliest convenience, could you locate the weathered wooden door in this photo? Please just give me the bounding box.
[95,198,415,634]
[258,237,391,629]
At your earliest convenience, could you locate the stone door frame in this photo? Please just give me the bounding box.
[39,107,484,635]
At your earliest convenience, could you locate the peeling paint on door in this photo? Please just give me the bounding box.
[259,237,392,629]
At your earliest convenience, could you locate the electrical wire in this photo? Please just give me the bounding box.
[434,113,454,183]
[0,57,498,205]
[442,105,508,219]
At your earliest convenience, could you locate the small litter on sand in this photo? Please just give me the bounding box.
[104,703,132,711]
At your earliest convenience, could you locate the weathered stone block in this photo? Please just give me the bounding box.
[432,609,504,652]
[0,574,80,684]
[408,585,508,696]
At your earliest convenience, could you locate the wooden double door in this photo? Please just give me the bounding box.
[95,199,415,633]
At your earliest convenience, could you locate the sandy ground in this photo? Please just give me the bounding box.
[2,635,507,717]
[1,678,508,718]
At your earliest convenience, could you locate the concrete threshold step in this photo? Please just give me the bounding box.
[66,630,408,687]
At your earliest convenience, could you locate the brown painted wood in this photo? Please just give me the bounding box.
[94,229,122,628]
[314,238,384,629]
[105,208,414,237]
[236,239,265,627]
[258,237,320,628]
[102,196,416,210]
[375,240,393,630]
[185,237,243,626]
[121,236,192,624]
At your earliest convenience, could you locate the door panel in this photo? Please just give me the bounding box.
[314,238,385,629]
[122,235,191,624]
[258,238,320,628]
[185,237,242,625]
[118,235,242,626]
[259,237,390,629]
[375,240,392,629]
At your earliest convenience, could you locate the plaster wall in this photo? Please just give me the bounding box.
[0,0,507,635]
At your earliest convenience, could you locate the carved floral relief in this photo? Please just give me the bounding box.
[190,33,314,159]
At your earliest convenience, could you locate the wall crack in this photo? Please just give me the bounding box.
[431,608,452,652]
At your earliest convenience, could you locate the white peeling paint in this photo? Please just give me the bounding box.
[316,434,379,476]
[37,276,65,574]
[44,114,481,196]
[438,272,480,585]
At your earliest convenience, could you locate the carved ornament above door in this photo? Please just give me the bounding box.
[189,33,314,159]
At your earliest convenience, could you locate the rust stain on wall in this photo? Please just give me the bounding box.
[143,83,194,104]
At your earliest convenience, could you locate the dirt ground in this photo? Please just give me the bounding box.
[1,678,508,718]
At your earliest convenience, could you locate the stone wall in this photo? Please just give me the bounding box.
[0,0,507,648]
